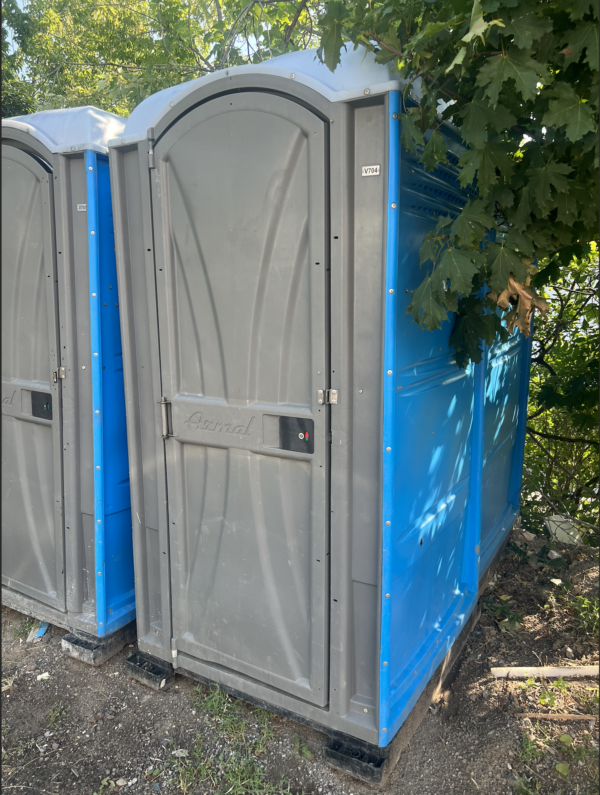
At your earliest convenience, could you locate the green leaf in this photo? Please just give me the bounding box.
[505,228,534,255]
[504,10,552,49]
[555,762,570,777]
[413,18,460,47]
[569,0,595,21]
[476,50,546,105]
[419,235,439,266]
[460,98,517,148]
[563,22,599,70]
[554,191,578,225]
[488,244,529,291]
[406,277,449,330]
[542,83,597,142]
[445,46,467,73]
[318,2,347,71]
[400,109,425,155]
[458,141,515,195]
[437,248,480,294]
[461,0,504,44]
[421,130,448,171]
[451,201,495,246]
[527,161,572,210]
[512,187,533,232]
[558,734,573,746]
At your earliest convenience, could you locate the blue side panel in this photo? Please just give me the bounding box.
[379,116,527,745]
[86,152,135,637]
[480,332,523,573]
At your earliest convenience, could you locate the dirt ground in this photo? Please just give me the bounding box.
[2,526,598,795]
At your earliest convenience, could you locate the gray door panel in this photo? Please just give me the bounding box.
[152,92,329,705]
[2,145,65,610]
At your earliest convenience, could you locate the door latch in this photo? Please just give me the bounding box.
[317,389,339,405]
[52,367,66,383]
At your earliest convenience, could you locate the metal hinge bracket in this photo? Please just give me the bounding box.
[318,389,339,405]
[53,367,66,383]
[160,397,172,439]
[148,127,156,169]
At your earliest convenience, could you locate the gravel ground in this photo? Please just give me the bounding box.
[2,527,598,795]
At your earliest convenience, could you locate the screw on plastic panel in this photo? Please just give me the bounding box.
[385,521,391,526]
[363,708,368,713]
[97,520,101,523]
[92,293,96,296]
[82,366,86,369]
[96,466,100,470]
[386,447,391,452]
[169,102,174,107]
[385,593,390,598]
[290,73,296,79]
[90,231,95,235]
[358,389,363,393]
[88,166,93,171]
[95,410,99,414]
[392,113,399,119]
[391,203,397,209]
[387,370,392,375]
[97,572,101,575]
[364,88,370,95]
[382,728,387,732]
[383,661,388,666]
[389,289,394,294]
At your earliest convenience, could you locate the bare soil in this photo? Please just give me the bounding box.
[2,527,598,795]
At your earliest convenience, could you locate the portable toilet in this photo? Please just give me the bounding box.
[108,48,531,780]
[2,108,136,663]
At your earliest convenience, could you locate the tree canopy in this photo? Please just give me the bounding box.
[320,0,598,368]
[1,0,322,117]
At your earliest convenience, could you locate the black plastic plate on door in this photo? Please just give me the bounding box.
[31,391,52,420]
[279,417,314,454]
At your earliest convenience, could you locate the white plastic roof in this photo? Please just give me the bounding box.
[2,106,126,155]
[116,46,414,145]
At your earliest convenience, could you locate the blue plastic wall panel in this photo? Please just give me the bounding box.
[378,112,524,745]
[85,151,135,637]
[479,332,523,574]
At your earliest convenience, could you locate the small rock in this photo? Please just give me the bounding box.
[565,647,575,659]
[522,531,536,542]
[528,557,539,570]
[116,779,127,787]
[547,550,562,560]
[52,743,59,750]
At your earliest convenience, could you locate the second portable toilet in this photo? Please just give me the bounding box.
[108,48,531,780]
[2,108,136,662]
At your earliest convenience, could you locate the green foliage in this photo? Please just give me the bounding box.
[2,0,321,116]
[318,0,599,367]
[47,701,69,728]
[521,252,598,541]
[565,594,600,636]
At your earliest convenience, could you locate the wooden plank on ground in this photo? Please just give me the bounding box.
[491,666,599,679]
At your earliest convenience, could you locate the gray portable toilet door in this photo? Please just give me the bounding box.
[1,145,65,611]
[151,91,330,706]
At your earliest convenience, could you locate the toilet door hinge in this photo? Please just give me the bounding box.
[171,637,178,668]
[53,367,66,383]
[317,389,339,405]
[148,128,156,169]
[160,397,172,439]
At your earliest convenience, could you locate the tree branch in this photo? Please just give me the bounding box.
[282,0,308,51]
[526,428,598,446]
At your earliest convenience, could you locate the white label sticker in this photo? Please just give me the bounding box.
[77,204,87,212]
[361,165,381,177]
